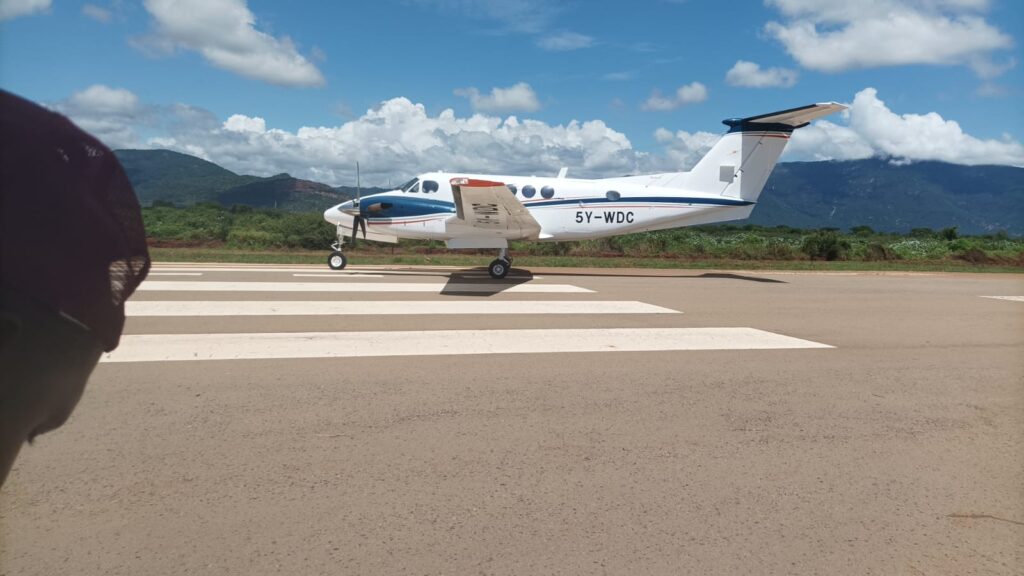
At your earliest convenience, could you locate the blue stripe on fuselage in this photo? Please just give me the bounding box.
[362,195,753,221]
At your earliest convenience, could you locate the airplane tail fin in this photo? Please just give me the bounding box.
[673,102,846,202]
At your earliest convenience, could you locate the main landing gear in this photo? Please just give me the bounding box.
[488,248,513,279]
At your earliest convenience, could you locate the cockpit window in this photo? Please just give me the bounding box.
[399,178,419,192]
[422,180,439,193]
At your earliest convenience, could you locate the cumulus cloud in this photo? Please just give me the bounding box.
[839,87,1024,165]
[641,82,708,111]
[0,0,50,20]
[137,0,324,87]
[455,82,541,113]
[654,88,1023,168]
[536,31,594,51]
[50,85,1024,187]
[51,85,150,149]
[725,60,798,88]
[764,0,1014,76]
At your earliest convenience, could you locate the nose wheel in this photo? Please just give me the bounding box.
[328,250,348,270]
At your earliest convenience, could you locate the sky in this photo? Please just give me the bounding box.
[1,0,1022,186]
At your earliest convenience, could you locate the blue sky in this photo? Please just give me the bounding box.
[2,0,1022,185]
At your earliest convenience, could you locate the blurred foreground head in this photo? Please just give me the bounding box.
[0,89,150,486]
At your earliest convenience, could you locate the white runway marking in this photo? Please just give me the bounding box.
[137,281,593,294]
[292,273,385,278]
[150,266,328,273]
[148,272,203,277]
[102,327,831,363]
[981,296,1024,302]
[127,300,678,317]
[294,271,541,279]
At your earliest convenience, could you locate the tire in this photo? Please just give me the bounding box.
[488,258,509,279]
[327,251,348,270]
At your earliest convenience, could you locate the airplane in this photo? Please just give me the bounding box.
[323,102,845,279]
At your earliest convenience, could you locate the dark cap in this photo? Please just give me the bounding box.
[1,90,150,352]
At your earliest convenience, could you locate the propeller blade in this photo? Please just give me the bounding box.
[349,215,367,247]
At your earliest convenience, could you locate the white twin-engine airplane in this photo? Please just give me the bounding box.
[324,102,845,278]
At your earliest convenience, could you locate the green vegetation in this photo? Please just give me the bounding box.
[143,204,1024,271]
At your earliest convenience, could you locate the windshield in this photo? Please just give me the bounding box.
[398,178,419,192]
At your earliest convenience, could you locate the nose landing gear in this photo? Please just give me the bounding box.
[327,227,348,270]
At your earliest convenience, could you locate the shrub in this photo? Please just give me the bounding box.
[801,231,850,260]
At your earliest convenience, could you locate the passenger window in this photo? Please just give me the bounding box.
[422,180,439,193]
[606,190,621,201]
[541,186,554,199]
[507,184,517,195]
[522,185,536,198]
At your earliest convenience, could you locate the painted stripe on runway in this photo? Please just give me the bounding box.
[292,273,385,278]
[981,296,1024,302]
[126,300,678,316]
[137,281,593,293]
[148,272,204,277]
[102,327,831,363]
[292,272,542,280]
[151,266,330,273]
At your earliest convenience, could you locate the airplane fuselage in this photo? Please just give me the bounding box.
[325,171,755,248]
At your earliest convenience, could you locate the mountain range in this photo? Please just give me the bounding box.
[114,149,1023,235]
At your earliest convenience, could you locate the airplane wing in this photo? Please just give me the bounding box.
[446,178,542,240]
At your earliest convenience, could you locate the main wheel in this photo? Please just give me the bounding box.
[488,258,510,279]
[328,251,348,270]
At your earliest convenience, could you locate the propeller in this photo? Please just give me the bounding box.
[349,161,365,247]
[350,213,366,247]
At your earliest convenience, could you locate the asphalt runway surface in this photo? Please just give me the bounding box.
[2,264,1022,575]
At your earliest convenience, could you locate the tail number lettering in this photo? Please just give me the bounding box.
[576,210,634,224]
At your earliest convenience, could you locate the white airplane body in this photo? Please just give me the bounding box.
[324,102,845,278]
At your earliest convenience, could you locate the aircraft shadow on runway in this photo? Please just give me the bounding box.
[440,269,536,296]
[432,268,785,296]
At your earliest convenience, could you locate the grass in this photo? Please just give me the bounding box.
[142,204,1024,273]
[148,247,1024,273]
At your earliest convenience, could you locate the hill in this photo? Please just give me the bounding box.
[115,149,1022,235]
[115,149,377,211]
[217,173,353,212]
[753,159,1023,234]
[115,149,261,206]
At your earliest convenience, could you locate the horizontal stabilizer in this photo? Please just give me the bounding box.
[723,102,846,132]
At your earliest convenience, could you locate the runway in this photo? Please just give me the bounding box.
[2,264,1022,575]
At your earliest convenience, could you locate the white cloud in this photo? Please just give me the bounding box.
[839,87,1024,166]
[455,82,541,113]
[641,82,708,111]
[50,86,1024,188]
[138,0,325,87]
[82,3,112,22]
[725,60,798,88]
[764,0,1014,76]
[0,0,50,20]
[52,85,149,149]
[536,31,594,51]
[223,114,266,133]
[655,88,1023,168]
